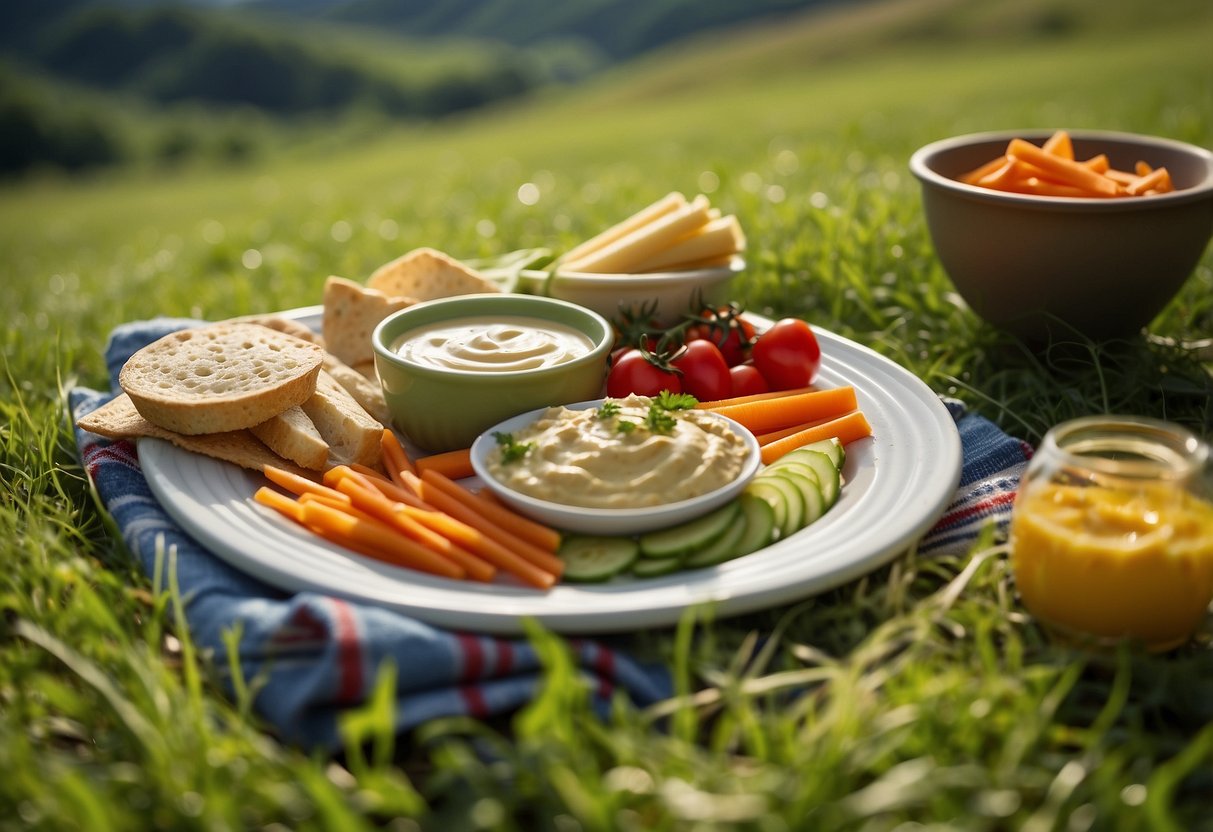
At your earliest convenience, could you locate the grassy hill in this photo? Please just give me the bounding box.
[3,0,1213,827]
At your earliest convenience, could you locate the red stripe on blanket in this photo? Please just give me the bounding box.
[457,633,484,681]
[329,598,363,704]
[935,491,1018,530]
[460,685,489,718]
[494,639,514,677]
[594,645,615,699]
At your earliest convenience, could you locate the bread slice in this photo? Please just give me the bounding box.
[366,247,499,301]
[322,354,390,426]
[323,276,415,368]
[301,371,384,469]
[76,393,315,479]
[118,323,325,436]
[250,405,330,471]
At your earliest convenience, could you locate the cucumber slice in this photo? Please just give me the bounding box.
[558,535,639,583]
[779,448,840,507]
[745,479,788,533]
[638,500,741,559]
[770,469,825,529]
[796,437,845,469]
[630,555,684,578]
[685,492,776,568]
[682,506,748,569]
[749,472,804,538]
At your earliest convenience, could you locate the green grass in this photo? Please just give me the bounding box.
[3,0,1213,827]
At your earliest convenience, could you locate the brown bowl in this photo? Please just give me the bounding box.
[909,130,1213,341]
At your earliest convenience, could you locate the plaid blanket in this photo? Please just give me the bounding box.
[70,318,1031,749]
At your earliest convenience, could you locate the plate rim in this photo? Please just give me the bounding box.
[139,305,962,635]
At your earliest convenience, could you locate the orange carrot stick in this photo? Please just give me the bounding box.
[380,429,416,489]
[255,486,305,522]
[696,385,814,410]
[1006,138,1120,197]
[299,491,381,523]
[420,469,562,553]
[263,464,350,503]
[1081,154,1110,173]
[333,477,496,582]
[350,462,394,483]
[1126,166,1172,196]
[299,501,465,579]
[760,410,872,465]
[414,447,475,481]
[1104,168,1139,186]
[1041,130,1073,160]
[708,386,858,435]
[1135,160,1153,176]
[346,467,435,511]
[754,414,837,446]
[401,471,560,587]
[959,155,1009,185]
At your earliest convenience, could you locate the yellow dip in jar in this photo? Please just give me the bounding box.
[1009,416,1213,651]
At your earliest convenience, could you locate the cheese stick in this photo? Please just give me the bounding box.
[564,194,712,274]
[630,214,745,273]
[560,191,688,266]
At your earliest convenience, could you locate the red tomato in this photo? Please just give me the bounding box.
[672,340,732,402]
[606,350,682,398]
[689,309,755,367]
[728,364,769,398]
[751,318,822,390]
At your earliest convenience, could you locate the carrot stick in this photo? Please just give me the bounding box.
[414,447,475,481]
[1081,154,1110,173]
[299,501,465,579]
[1041,130,1073,160]
[255,486,305,522]
[380,429,416,489]
[760,410,872,465]
[401,471,561,587]
[345,467,435,511]
[754,414,837,446]
[1135,160,1153,176]
[1006,138,1120,197]
[1012,178,1092,199]
[400,505,551,583]
[299,491,381,523]
[263,464,350,504]
[959,155,1009,185]
[420,469,562,553]
[350,462,393,483]
[696,385,814,410]
[1126,166,1172,196]
[1104,168,1139,186]
[708,386,858,435]
[333,477,496,582]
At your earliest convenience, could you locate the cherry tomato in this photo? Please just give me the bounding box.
[728,363,769,398]
[606,350,682,398]
[689,308,755,367]
[672,340,732,402]
[751,318,822,390]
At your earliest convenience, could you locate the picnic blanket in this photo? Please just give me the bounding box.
[70,318,1033,750]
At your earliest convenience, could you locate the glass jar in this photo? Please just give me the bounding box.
[1009,416,1213,651]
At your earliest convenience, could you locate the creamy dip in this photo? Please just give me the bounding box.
[486,394,749,509]
[393,316,594,372]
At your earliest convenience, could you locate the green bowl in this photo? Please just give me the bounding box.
[372,293,613,452]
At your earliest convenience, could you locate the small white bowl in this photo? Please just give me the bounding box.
[469,399,762,535]
[515,257,744,325]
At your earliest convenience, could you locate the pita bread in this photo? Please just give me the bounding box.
[322,354,389,425]
[76,393,315,479]
[224,314,323,346]
[366,247,498,301]
[302,371,384,469]
[322,276,415,368]
[250,405,329,471]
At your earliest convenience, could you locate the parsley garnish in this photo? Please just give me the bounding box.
[645,404,677,434]
[597,401,621,419]
[493,431,533,463]
[656,390,698,411]
[615,419,637,435]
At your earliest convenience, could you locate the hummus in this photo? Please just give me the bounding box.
[393,315,594,372]
[486,394,750,509]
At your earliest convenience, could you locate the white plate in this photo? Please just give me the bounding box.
[469,400,763,535]
[140,306,961,635]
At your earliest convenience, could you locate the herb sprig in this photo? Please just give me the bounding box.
[493,431,533,463]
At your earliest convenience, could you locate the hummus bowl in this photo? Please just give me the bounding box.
[470,398,762,535]
[373,294,613,452]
